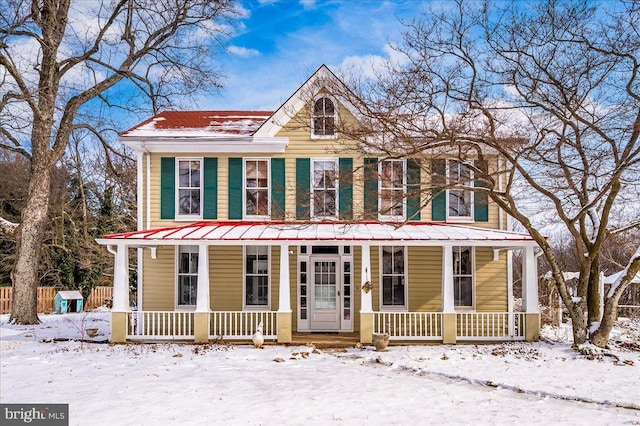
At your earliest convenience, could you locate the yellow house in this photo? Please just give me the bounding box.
[97,66,540,344]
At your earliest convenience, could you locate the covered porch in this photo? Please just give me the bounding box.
[98,221,541,344]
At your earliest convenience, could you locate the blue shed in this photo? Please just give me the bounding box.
[55,291,84,314]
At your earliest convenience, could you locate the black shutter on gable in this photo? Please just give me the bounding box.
[271,158,286,220]
[160,157,175,220]
[406,159,421,221]
[338,158,353,220]
[203,157,218,219]
[474,159,489,222]
[364,158,378,220]
[431,159,446,221]
[228,158,243,220]
[296,158,311,220]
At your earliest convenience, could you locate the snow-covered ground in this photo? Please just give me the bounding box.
[1,312,639,425]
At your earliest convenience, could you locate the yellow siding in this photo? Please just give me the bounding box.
[142,246,175,311]
[408,247,442,311]
[210,246,243,311]
[475,247,508,311]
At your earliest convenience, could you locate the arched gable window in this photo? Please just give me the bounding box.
[312,97,336,137]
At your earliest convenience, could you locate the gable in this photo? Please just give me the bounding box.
[254,65,364,138]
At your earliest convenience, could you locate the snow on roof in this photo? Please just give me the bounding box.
[99,221,537,246]
[121,111,274,138]
[603,270,640,284]
[56,290,83,299]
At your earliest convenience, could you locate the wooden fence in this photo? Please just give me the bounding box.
[0,286,113,314]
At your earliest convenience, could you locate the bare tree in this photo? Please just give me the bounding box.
[0,0,239,324]
[334,0,640,347]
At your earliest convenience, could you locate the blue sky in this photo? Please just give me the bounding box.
[202,0,430,111]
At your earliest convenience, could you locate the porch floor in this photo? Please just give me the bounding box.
[291,332,360,349]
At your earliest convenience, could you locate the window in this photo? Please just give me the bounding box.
[380,160,405,218]
[448,160,473,219]
[312,97,336,137]
[245,246,269,308]
[177,246,198,307]
[312,159,338,218]
[453,246,473,307]
[177,159,202,217]
[381,246,406,308]
[244,159,269,217]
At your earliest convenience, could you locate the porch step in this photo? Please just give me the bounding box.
[291,332,360,349]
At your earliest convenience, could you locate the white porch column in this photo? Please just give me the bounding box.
[360,244,373,344]
[112,244,130,312]
[523,246,539,313]
[441,245,456,344]
[522,245,540,342]
[278,244,291,312]
[442,245,455,313]
[360,244,372,313]
[196,244,210,312]
[277,244,292,343]
[194,244,210,343]
[111,244,130,343]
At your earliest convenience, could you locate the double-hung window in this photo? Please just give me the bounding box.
[177,159,202,218]
[453,246,473,308]
[244,246,269,308]
[380,160,405,219]
[177,246,198,307]
[312,159,338,218]
[448,160,473,219]
[244,159,270,218]
[312,97,336,137]
[381,246,406,309]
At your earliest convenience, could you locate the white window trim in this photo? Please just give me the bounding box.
[243,158,271,220]
[242,245,271,310]
[453,246,475,311]
[310,158,339,220]
[175,245,198,310]
[378,159,406,221]
[175,157,204,221]
[379,246,408,311]
[446,160,474,223]
[310,95,338,140]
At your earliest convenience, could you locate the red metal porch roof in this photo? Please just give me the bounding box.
[99,221,537,245]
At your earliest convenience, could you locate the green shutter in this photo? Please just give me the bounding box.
[271,158,285,220]
[202,158,218,220]
[364,158,378,220]
[296,158,311,220]
[407,159,421,221]
[431,159,446,221]
[474,159,489,222]
[339,158,353,220]
[228,158,242,220]
[160,157,175,219]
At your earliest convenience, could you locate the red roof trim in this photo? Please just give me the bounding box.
[102,221,536,242]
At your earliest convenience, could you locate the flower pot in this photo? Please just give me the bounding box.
[372,333,389,351]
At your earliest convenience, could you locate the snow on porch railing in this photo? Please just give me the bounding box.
[456,312,525,341]
[374,312,442,340]
[127,311,195,340]
[209,311,277,340]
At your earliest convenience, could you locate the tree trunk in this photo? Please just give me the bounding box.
[587,257,601,336]
[570,310,588,344]
[9,163,53,324]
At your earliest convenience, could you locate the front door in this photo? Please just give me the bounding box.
[309,257,341,331]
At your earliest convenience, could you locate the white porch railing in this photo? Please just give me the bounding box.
[374,312,443,340]
[456,312,525,341]
[127,311,195,340]
[209,311,277,340]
